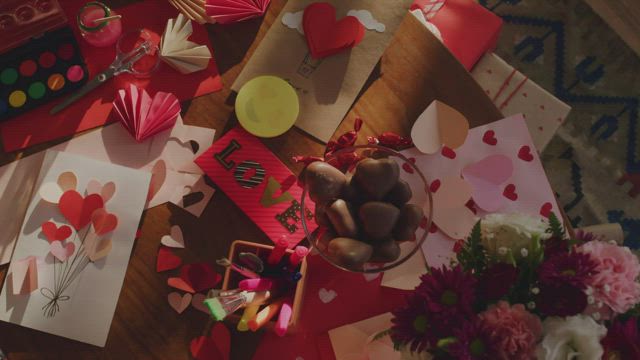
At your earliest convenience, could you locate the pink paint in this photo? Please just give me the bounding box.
[78,4,122,47]
[66,65,84,83]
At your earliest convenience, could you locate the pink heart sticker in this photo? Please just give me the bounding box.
[50,241,75,262]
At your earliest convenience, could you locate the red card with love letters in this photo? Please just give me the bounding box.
[195,127,316,247]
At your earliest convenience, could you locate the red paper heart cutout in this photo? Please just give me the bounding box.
[402,158,416,174]
[190,323,230,360]
[58,191,104,230]
[157,246,182,272]
[180,263,221,293]
[91,208,118,235]
[429,179,441,193]
[168,277,195,293]
[441,146,457,159]
[482,130,497,145]
[503,184,518,201]
[302,2,365,59]
[518,145,534,162]
[41,222,72,243]
[540,202,552,218]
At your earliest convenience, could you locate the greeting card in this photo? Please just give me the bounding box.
[0,118,215,265]
[471,52,572,151]
[233,0,412,143]
[411,0,502,70]
[328,313,399,360]
[195,127,315,248]
[0,151,150,347]
[400,115,561,269]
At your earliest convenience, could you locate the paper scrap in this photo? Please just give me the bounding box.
[411,100,470,154]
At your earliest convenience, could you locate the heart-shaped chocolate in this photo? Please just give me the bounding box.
[384,180,413,207]
[359,202,400,240]
[314,204,331,227]
[393,204,424,241]
[328,237,373,269]
[370,239,401,263]
[326,199,359,238]
[353,158,400,200]
[305,162,347,205]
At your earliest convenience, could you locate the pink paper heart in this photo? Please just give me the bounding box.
[191,293,209,313]
[462,155,513,212]
[87,179,116,203]
[168,292,192,314]
[50,241,75,262]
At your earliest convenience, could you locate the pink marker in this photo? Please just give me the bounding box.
[288,246,309,267]
[239,278,274,292]
[268,237,289,265]
[275,298,293,337]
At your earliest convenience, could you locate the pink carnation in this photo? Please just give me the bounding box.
[579,241,640,314]
[478,301,542,360]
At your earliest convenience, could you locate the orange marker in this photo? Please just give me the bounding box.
[248,299,283,332]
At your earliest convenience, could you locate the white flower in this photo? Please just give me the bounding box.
[536,315,607,360]
[481,213,550,259]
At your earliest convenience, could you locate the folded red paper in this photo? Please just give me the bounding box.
[0,0,222,152]
[413,0,503,70]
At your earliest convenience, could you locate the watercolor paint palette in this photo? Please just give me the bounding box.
[0,26,88,121]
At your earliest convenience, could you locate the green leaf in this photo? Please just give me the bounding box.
[456,221,487,275]
[546,212,565,238]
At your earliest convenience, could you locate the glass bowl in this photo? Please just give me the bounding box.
[300,144,433,273]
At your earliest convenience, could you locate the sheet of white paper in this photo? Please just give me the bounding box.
[329,313,400,360]
[0,117,215,265]
[0,150,150,347]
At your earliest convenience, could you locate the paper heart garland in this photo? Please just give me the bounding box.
[411,100,470,154]
[157,246,182,272]
[91,208,118,236]
[205,0,270,25]
[161,225,185,248]
[190,322,230,360]
[41,222,72,244]
[168,292,192,314]
[160,14,213,74]
[113,84,181,143]
[427,176,477,239]
[302,2,365,59]
[40,171,78,203]
[86,179,116,203]
[58,190,104,230]
[461,155,513,212]
[50,240,75,262]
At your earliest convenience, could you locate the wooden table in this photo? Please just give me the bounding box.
[0,1,502,359]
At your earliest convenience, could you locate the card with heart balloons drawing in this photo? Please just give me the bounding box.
[0,150,150,347]
[400,114,561,269]
[233,0,412,143]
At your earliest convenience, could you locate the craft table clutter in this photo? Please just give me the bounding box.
[1,0,636,359]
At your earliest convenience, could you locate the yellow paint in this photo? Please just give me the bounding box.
[8,90,26,108]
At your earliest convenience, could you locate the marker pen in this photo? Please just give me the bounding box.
[248,299,283,331]
[237,304,260,332]
[268,238,289,265]
[288,246,309,267]
[204,290,271,321]
[275,298,293,337]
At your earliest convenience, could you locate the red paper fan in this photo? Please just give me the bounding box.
[205,0,270,24]
[112,84,181,143]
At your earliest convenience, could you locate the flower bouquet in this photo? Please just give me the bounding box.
[387,213,640,359]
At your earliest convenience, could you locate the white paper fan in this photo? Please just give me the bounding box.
[160,13,213,74]
[167,0,211,24]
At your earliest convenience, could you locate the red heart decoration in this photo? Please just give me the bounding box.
[429,179,441,193]
[180,263,221,293]
[157,246,182,272]
[503,184,518,201]
[190,323,230,360]
[168,277,194,293]
[441,146,457,159]
[91,208,118,235]
[58,191,104,230]
[302,2,365,59]
[482,130,497,145]
[540,202,552,218]
[518,145,534,162]
[41,222,72,243]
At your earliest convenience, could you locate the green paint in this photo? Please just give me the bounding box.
[28,82,46,99]
[1,68,18,85]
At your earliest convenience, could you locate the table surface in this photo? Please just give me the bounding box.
[0,0,503,359]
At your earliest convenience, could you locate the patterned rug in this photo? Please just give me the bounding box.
[479,0,640,248]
